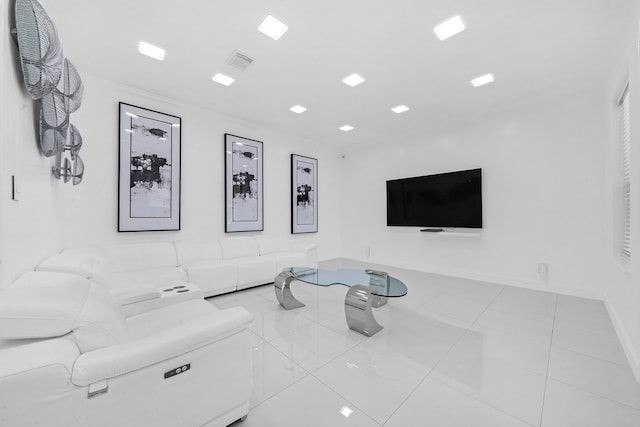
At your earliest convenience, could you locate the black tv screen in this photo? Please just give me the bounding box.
[386,168,482,228]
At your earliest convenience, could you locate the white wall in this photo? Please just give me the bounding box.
[341,90,614,298]
[3,0,639,381]
[601,5,640,382]
[1,0,343,284]
[61,74,343,260]
[339,5,640,377]
[0,0,67,284]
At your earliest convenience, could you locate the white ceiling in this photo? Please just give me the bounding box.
[47,0,632,149]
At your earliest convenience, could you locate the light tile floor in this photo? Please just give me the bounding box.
[213,259,640,427]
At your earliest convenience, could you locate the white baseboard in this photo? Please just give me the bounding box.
[603,296,640,384]
[346,256,605,301]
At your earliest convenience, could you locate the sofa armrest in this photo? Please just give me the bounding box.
[110,284,161,305]
[71,307,253,386]
[0,337,80,378]
[290,242,317,254]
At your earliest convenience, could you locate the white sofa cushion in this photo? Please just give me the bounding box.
[174,240,223,265]
[254,236,315,272]
[181,259,238,297]
[0,272,90,339]
[116,267,188,288]
[0,272,129,353]
[220,236,260,259]
[236,255,277,290]
[99,242,178,274]
[37,251,118,287]
[72,282,131,353]
[254,236,290,255]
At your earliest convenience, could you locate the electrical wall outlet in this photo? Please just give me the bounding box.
[365,246,371,258]
[538,262,548,281]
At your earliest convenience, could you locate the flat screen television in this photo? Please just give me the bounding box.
[386,168,482,229]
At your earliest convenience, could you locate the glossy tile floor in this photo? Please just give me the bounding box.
[211,259,640,427]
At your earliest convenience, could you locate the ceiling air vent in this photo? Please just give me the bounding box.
[226,50,254,71]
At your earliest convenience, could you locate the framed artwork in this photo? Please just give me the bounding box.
[225,133,263,232]
[118,103,181,232]
[291,154,318,233]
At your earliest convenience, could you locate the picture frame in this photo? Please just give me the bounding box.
[118,102,181,232]
[291,154,318,234]
[225,133,264,232]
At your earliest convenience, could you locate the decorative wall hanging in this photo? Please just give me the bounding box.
[14,0,64,99]
[291,154,318,233]
[225,134,263,232]
[118,103,181,232]
[13,0,85,185]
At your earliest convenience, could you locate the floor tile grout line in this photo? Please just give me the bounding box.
[442,330,551,378]
[427,376,537,427]
[550,342,632,368]
[308,369,383,426]
[416,284,548,427]
[268,324,367,373]
[538,294,559,427]
[374,287,496,425]
[425,333,548,424]
[469,284,508,327]
[545,377,640,413]
[247,313,379,418]
[308,327,426,425]
[487,303,556,326]
[378,371,431,426]
[468,315,553,347]
[227,262,637,425]
[247,370,312,412]
[250,281,471,425]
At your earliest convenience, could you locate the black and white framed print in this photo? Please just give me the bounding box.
[291,154,318,234]
[225,133,263,232]
[118,103,181,232]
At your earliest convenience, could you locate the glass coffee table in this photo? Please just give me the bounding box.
[274,267,408,337]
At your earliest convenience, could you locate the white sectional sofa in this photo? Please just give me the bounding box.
[36,236,317,313]
[0,271,254,427]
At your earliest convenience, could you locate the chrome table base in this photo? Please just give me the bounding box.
[274,273,385,337]
[274,271,305,309]
[344,284,384,336]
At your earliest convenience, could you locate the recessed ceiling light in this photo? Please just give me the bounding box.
[471,73,494,87]
[342,74,365,87]
[137,41,166,61]
[339,125,354,132]
[212,73,235,86]
[258,15,288,40]
[289,105,307,114]
[434,15,465,40]
[391,105,410,114]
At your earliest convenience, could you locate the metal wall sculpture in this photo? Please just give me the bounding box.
[12,0,85,185]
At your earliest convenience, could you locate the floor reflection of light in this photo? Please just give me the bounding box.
[339,405,354,418]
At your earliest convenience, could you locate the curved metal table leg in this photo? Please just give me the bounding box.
[371,295,388,308]
[274,271,305,310]
[344,284,383,336]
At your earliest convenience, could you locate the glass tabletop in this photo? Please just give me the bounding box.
[284,267,408,297]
